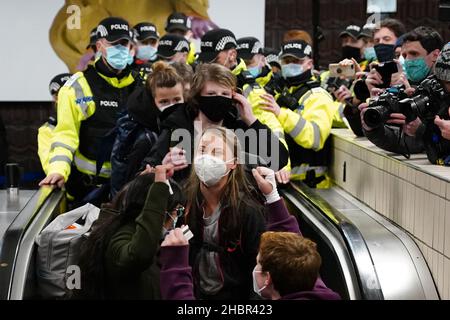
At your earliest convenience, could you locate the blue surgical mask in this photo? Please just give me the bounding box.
[247,66,262,78]
[364,47,377,62]
[136,45,157,61]
[404,57,430,83]
[126,52,134,65]
[281,63,303,79]
[105,44,130,70]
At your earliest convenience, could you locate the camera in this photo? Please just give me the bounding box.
[363,85,408,128]
[398,75,450,123]
[277,87,299,110]
[325,76,352,94]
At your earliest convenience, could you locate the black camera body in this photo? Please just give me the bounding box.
[277,87,300,110]
[363,85,408,128]
[325,76,352,94]
[399,75,449,123]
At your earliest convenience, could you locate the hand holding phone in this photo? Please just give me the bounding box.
[329,63,356,78]
[373,61,398,88]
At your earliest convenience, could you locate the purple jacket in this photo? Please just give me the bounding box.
[159,198,341,300]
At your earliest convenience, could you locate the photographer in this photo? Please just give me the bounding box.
[428,43,450,164]
[360,27,444,156]
[342,19,406,136]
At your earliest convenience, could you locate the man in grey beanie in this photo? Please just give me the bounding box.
[434,43,450,141]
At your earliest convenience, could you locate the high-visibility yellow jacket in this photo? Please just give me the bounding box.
[319,70,349,129]
[37,117,56,175]
[232,60,291,172]
[48,63,137,182]
[187,41,197,65]
[276,77,336,187]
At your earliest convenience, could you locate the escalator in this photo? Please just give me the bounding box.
[0,183,440,300]
[281,182,439,300]
[0,187,65,300]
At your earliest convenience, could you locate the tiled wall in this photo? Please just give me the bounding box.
[329,129,450,300]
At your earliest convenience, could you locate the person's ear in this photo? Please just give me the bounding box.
[230,48,238,60]
[431,49,441,63]
[96,40,103,53]
[265,271,272,286]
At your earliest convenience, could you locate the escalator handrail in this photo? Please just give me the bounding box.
[284,182,384,300]
[0,186,63,300]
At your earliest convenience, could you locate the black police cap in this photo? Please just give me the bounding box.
[263,47,281,69]
[280,40,313,60]
[96,17,132,42]
[157,34,190,58]
[198,29,237,63]
[134,22,160,41]
[237,37,263,60]
[165,12,191,32]
[49,73,72,96]
[339,25,361,40]
[86,27,97,49]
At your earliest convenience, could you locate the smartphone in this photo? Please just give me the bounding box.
[329,63,356,78]
[374,61,398,88]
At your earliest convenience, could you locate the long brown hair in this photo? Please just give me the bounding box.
[184,126,262,245]
[188,63,237,116]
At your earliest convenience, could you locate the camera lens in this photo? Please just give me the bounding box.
[364,108,383,128]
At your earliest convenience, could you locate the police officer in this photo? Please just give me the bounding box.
[133,22,160,75]
[165,12,197,65]
[198,29,291,183]
[38,73,72,175]
[39,17,140,204]
[263,47,282,75]
[157,34,190,64]
[237,37,282,96]
[260,40,335,188]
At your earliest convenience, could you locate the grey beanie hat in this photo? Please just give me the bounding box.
[435,42,450,81]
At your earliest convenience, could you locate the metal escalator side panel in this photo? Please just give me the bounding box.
[282,189,361,300]
[324,186,440,300]
[10,190,64,300]
[0,187,57,300]
[286,182,384,300]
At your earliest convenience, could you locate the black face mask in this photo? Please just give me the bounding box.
[158,103,184,122]
[342,46,361,61]
[374,44,395,62]
[198,95,234,122]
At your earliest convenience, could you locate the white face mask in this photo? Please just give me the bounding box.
[194,154,233,187]
[252,266,268,298]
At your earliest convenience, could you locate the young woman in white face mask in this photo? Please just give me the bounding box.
[183,126,266,300]
[159,165,341,300]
